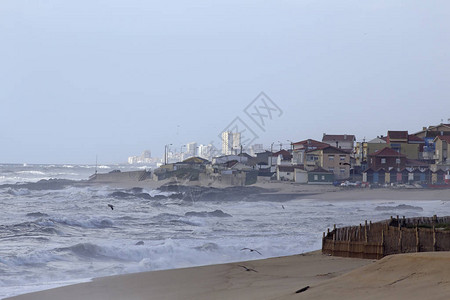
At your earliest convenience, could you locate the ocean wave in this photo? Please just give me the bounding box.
[26,212,49,218]
[375,204,424,211]
[0,179,77,191]
[185,210,232,218]
[194,242,220,252]
[45,217,114,229]
[17,171,46,175]
[0,249,63,267]
[7,188,30,196]
[55,243,112,260]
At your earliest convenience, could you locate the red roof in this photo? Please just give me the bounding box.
[292,139,329,148]
[272,150,292,160]
[436,136,450,143]
[307,145,350,154]
[322,134,355,142]
[387,131,408,140]
[408,135,424,142]
[369,147,406,157]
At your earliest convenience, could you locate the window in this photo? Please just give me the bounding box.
[381,158,386,164]
[329,168,334,173]
[340,155,346,161]
[321,175,325,180]
[340,168,346,174]
[314,175,318,180]
[395,158,401,164]
[307,155,318,161]
[328,155,334,161]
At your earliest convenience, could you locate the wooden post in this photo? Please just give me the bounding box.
[433,226,436,251]
[380,229,384,258]
[364,220,368,243]
[416,226,420,252]
[398,226,402,253]
[332,228,336,256]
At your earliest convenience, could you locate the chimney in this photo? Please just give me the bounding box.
[423,127,427,131]
[335,141,339,148]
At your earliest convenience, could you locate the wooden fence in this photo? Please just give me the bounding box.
[322,215,450,259]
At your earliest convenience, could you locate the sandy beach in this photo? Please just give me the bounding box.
[6,251,371,300]
[7,250,450,300]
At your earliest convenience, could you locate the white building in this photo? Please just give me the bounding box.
[221,131,241,155]
[198,144,214,161]
[249,144,264,156]
[128,150,155,164]
[186,142,197,158]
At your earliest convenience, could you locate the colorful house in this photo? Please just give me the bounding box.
[368,147,406,170]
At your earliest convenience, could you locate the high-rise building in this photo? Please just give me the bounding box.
[221,131,241,155]
[186,142,197,158]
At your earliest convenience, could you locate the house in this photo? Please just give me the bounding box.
[307,167,334,184]
[212,154,248,165]
[433,136,450,166]
[413,123,450,139]
[366,131,424,162]
[363,168,389,184]
[294,166,308,183]
[368,147,406,170]
[276,164,306,182]
[268,149,292,172]
[291,139,329,165]
[354,141,368,171]
[322,134,355,151]
[305,145,351,180]
[276,165,295,181]
[412,123,450,161]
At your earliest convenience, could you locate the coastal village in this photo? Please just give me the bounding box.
[116,122,450,187]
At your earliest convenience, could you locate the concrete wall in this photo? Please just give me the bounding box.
[90,170,149,182]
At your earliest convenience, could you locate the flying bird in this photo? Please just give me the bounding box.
[108,204,114,210]
[241,248,262,255]
[238,265,258,272]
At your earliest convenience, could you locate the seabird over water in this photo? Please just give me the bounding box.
[108,204,114,210]
[241,248,262,255]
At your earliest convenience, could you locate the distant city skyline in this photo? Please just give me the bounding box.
[1,1,450,164]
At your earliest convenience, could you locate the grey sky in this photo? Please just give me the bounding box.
[1,1,449,164]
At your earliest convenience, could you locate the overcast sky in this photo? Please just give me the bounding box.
[1,0,449,164]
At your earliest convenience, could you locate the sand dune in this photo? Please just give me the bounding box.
[292,252,450,300]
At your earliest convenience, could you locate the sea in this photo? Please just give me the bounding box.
[0,163,449,298]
